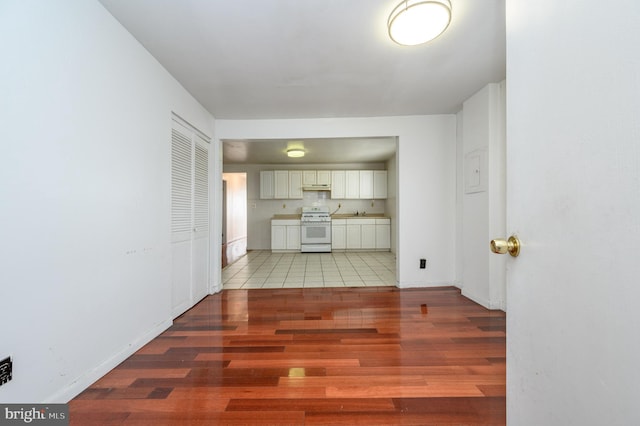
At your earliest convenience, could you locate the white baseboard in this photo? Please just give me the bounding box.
[396,280,456,289]
[46,318,173,403]
[461,288,491,309]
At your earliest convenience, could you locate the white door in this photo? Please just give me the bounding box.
[506,1,640,424]
[171,118,210,318]
[170,121,192,317]
[191,136,209,303]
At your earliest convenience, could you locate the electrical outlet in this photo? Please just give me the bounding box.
[419,259,426,269]
[0,356,12,386]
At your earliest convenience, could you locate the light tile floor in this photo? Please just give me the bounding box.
[222,251,397,289]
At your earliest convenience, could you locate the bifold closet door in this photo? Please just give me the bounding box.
[191,135,209,303]
[171,118,209,318]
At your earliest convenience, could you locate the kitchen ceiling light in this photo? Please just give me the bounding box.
[388,0,452,46]
[287,148,305,158]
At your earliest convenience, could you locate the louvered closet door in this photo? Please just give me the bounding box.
[171,118,210,318]
[191,135,209,303]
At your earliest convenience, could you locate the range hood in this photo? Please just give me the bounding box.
[302,183,331,191]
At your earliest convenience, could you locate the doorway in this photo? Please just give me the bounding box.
[222,173,247,267]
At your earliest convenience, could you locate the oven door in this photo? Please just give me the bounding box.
[301,222,331,244]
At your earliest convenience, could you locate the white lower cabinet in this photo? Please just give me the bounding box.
[331,219,346,250]
[271,220,300,251]
[375,219,391,249]
[338,218,391,251]
[271,225,286,250]
[346,224,362,249]
[286,225,301,249]
[273,217,390,252]
[361,223,376,249]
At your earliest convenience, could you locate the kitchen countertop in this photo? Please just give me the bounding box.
[331,213,389,219]
[272,214,301,220]
[272,214,390,220]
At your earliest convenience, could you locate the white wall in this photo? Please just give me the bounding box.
[0,0,214,402]
[458,83,506,309]
[385,152,398,254]
[215,116,456,287]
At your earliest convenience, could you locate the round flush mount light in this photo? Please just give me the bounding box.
[388,0,452,46]
[287,148,305,158]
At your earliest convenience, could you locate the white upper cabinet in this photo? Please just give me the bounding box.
[288,170,303,199]
[261,169,387,199]
[302,170,331,186]
[373,170,388,199]
[274,170,289,199]
[359,170,374,199]
[331,170,346,199]
[317,170,331,185]
[260,170,274,199]
[345,170,360,199]
[302,170,317,185]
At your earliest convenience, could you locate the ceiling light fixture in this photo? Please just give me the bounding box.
[287,148,305,158]
[387,0,452,46]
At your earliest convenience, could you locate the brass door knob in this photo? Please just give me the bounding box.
[490,235,521,257]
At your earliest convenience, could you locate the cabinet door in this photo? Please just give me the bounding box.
[274,170,289,199]
[286,225,301,250]
[346,224,361,249]
[317,170,331,185]
[345,170,360,199]
[361,224,376,249]
[332,224,346,249]
[373,170,387,199]
[359,170,374,199]
[288,170,303,199]
[375,224,391,249]
[260,170,274,199]
[331,170,346,199]
[302,170,317,185]
[271,225,286,250]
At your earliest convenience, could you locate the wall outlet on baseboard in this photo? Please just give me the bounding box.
[420,259,427,269]
[0,356,12,386]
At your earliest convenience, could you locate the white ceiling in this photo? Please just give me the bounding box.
[223,137,398,165]
[98,0,505,164]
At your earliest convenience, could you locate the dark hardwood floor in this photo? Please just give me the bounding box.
[70,286,506,425]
